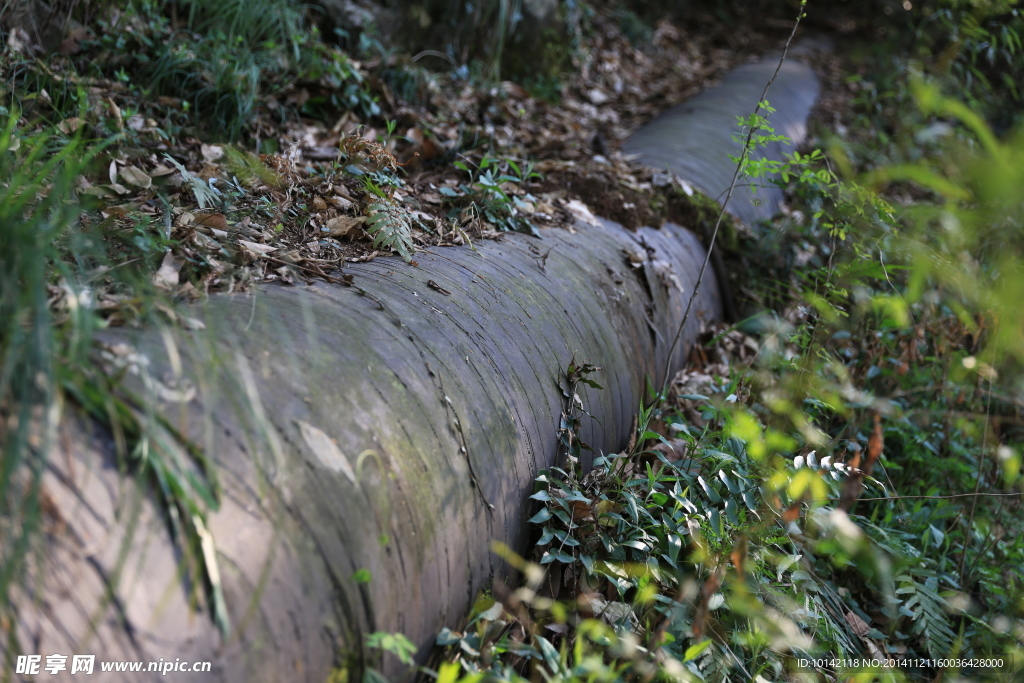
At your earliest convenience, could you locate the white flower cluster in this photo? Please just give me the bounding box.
[792,450,862,480]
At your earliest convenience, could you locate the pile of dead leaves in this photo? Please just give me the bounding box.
[5,0,798,328]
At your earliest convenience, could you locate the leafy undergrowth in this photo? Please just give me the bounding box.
[373,8,1024,683]
[406,300,1021,682]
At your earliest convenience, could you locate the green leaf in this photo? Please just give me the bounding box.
[697,476,721,504]
[708,508,722,536]
[436,627,461,646]
[552,529,580,547]
[639,430,664,442]
[363,667,390,683]
[534,635,561,674]
[365,631,417,666]
[528,508,553,524]
[725,498,739,526]
[366,198,415,262]
[683,639,713,661]
[666,533,682,562]
[458,638,480,657]
[718,469,739,494]
[474,600,503,623]
[669,422,691,436]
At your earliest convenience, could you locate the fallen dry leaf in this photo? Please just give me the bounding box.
[298,421,356,483]
[325,215,366,238]
[120,165,152,189]
[58,117,84,134]
[564,199,601,227]
[237,239,276,257]
[153,251,183,289]
[201,144,225,163]
[149,163,175,177]
[193,212,230,230]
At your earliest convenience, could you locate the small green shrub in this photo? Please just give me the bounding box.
[444,156,542,235]
[916,2,1024,133]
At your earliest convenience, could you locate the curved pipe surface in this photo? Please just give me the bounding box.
[624,57,819,225]
[13,219,719,682]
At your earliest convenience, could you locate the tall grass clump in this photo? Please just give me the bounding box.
[0,113,102,660]
[177,0,307,53]
[0,112,231,662]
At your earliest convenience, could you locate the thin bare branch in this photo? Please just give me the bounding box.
[655,0,809,403]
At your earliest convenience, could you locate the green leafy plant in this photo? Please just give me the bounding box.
[163,154,224,209]
[366,631,418,666]
[444,156,542,235]
[78,0,378,139]
[917,2,1024,133]
[363,178,416,263]
[895,570,957,660]
[0,118,91,643]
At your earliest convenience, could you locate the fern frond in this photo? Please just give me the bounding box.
[861,518,921,559]
[366,197,414,263]
[896,572,957,658]
[789,568,859,656]
[163,154,221,209]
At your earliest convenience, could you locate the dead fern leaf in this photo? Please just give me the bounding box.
[339,134,401,173]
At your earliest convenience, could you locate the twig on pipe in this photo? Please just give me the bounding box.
[653,0,809,405]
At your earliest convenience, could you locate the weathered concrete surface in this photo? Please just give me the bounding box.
[11,219,719,682]
[624,56,820,225]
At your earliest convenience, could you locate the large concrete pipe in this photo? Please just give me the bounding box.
[11,220,718,682]
[8,51,821,682]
